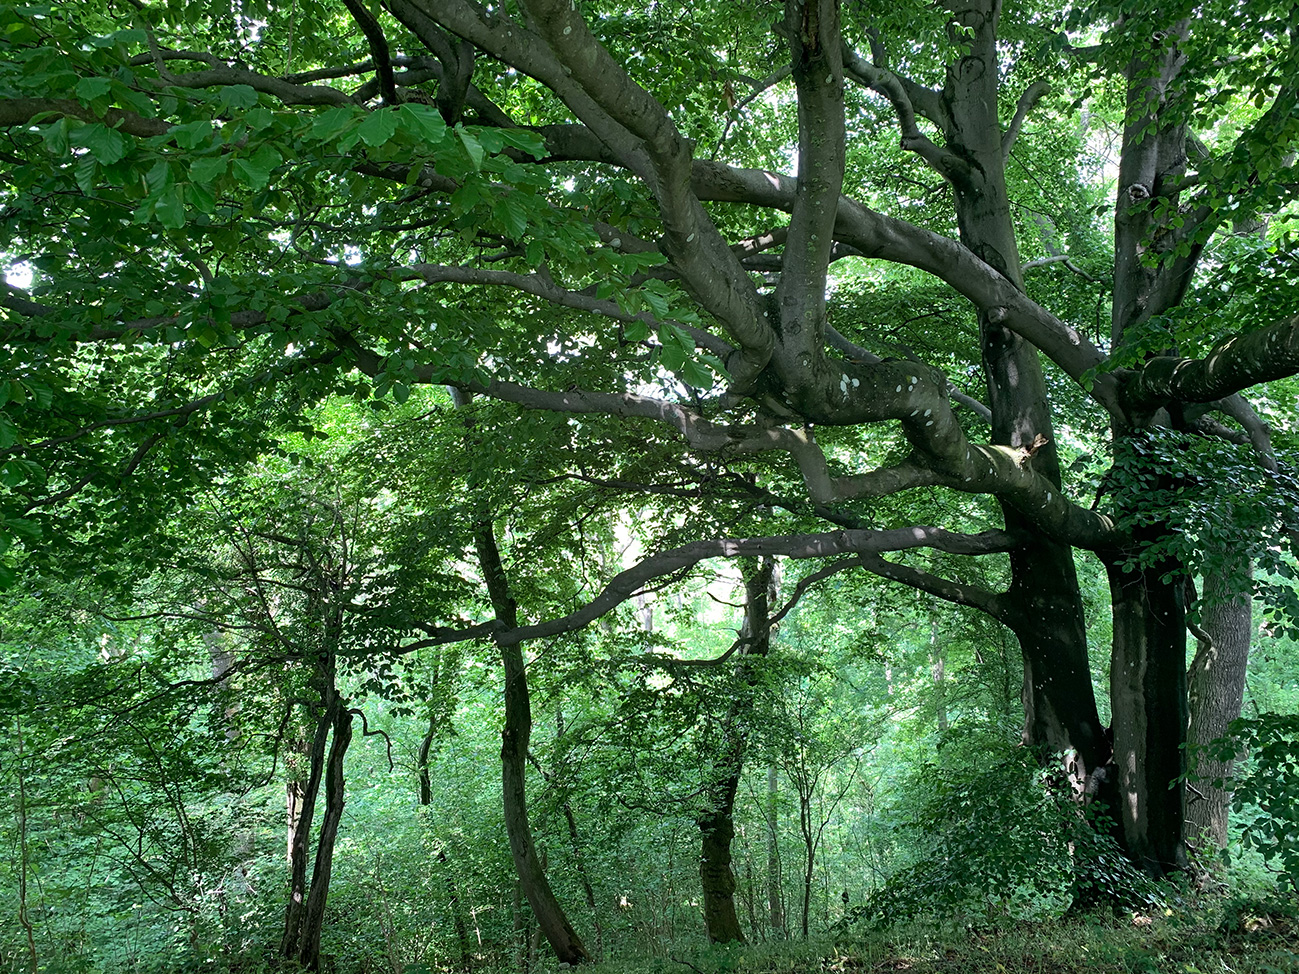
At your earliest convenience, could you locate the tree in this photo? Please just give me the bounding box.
[5,0,1299,904]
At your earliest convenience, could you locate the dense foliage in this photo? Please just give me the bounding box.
[4,0,1299,971]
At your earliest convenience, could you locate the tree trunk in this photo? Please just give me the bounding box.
[555,711,604,958]
[765,764,784,938]
[938,0,1110,791]
[1186,556,1253,851]
[453,386,588,965]
[475,514,589,965]
[1106,552,1190,876]
[930,619,948,733]
[699,774,745,943]
[295,702,353,970]
[696,558,774,943]
[282,700,331,959]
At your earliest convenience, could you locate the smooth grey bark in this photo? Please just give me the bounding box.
[933,0,1110,787]
[1186,557,1253,851]
[1105,18,1201,877]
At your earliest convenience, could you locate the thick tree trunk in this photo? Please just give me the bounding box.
[698,775,745,943]
[936,0,1110,791]
[1186,557,1253,851]
[1106,552,1190,876]
[1006,536,1111,791]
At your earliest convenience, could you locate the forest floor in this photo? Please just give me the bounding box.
[588,899,1298,974]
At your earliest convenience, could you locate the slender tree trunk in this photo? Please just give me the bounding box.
[697,558,774,943]
[798,787,814,941]
[930,619,947,733]
[1186,556,1253,851]
[475,515,590,965]
[296,701,353,970]
[452,386,588,964]
[282,700,331,959]
[765,765,784,938]
[1106,551,1190,876]
[555,712,604,958]
[15,718,38,974]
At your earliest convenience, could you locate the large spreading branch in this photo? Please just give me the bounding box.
[497,525,1019,646]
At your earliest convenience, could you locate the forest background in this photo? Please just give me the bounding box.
[3,0,1299,972]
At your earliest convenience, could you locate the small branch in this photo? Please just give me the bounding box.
[841,43,966,183]
[1002,80,1051,164]
[948,384,992,423]
[857,551,1011,622]
[709,66,791,160]
[341,0,399,105]
[1022,253,1097,283]
[349,708,395,771]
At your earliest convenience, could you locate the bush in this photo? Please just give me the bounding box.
[849,730,1161,927]
[1206,713,1299,895]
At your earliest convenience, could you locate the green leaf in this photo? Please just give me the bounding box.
[681,359,714,389]
[189,155,228,184]
[456,127,484,170]
[660,342,687,372]
[311,105,360,141]
[42,116,70,155]
[154,186,186,228]
[73,122,127,165]
[398,103,447,144]
[495,196,528,240]
[217,85,259,111]
[357,107,400,148]
[74,76,113,102]
[170,119,213,149]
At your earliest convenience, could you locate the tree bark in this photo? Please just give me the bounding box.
[475,514,590,965]
[765,764,784,938]
[1186,556,1253,851]
[452,386,589,965]
[295,701,353,970]
[697,557,774,944]
[282,697,332,959]
[936,0,1110,790]
[1106,551,1190,876]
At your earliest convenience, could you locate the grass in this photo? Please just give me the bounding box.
[574,897,1299,974]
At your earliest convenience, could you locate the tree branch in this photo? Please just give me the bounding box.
[0,98,170,137]
[497,525,1019,645]
[841,43,967,182]
[342,0,399,105]
[1002,80,1050,164]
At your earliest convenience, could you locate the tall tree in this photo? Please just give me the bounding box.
[6,0,1299,889]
